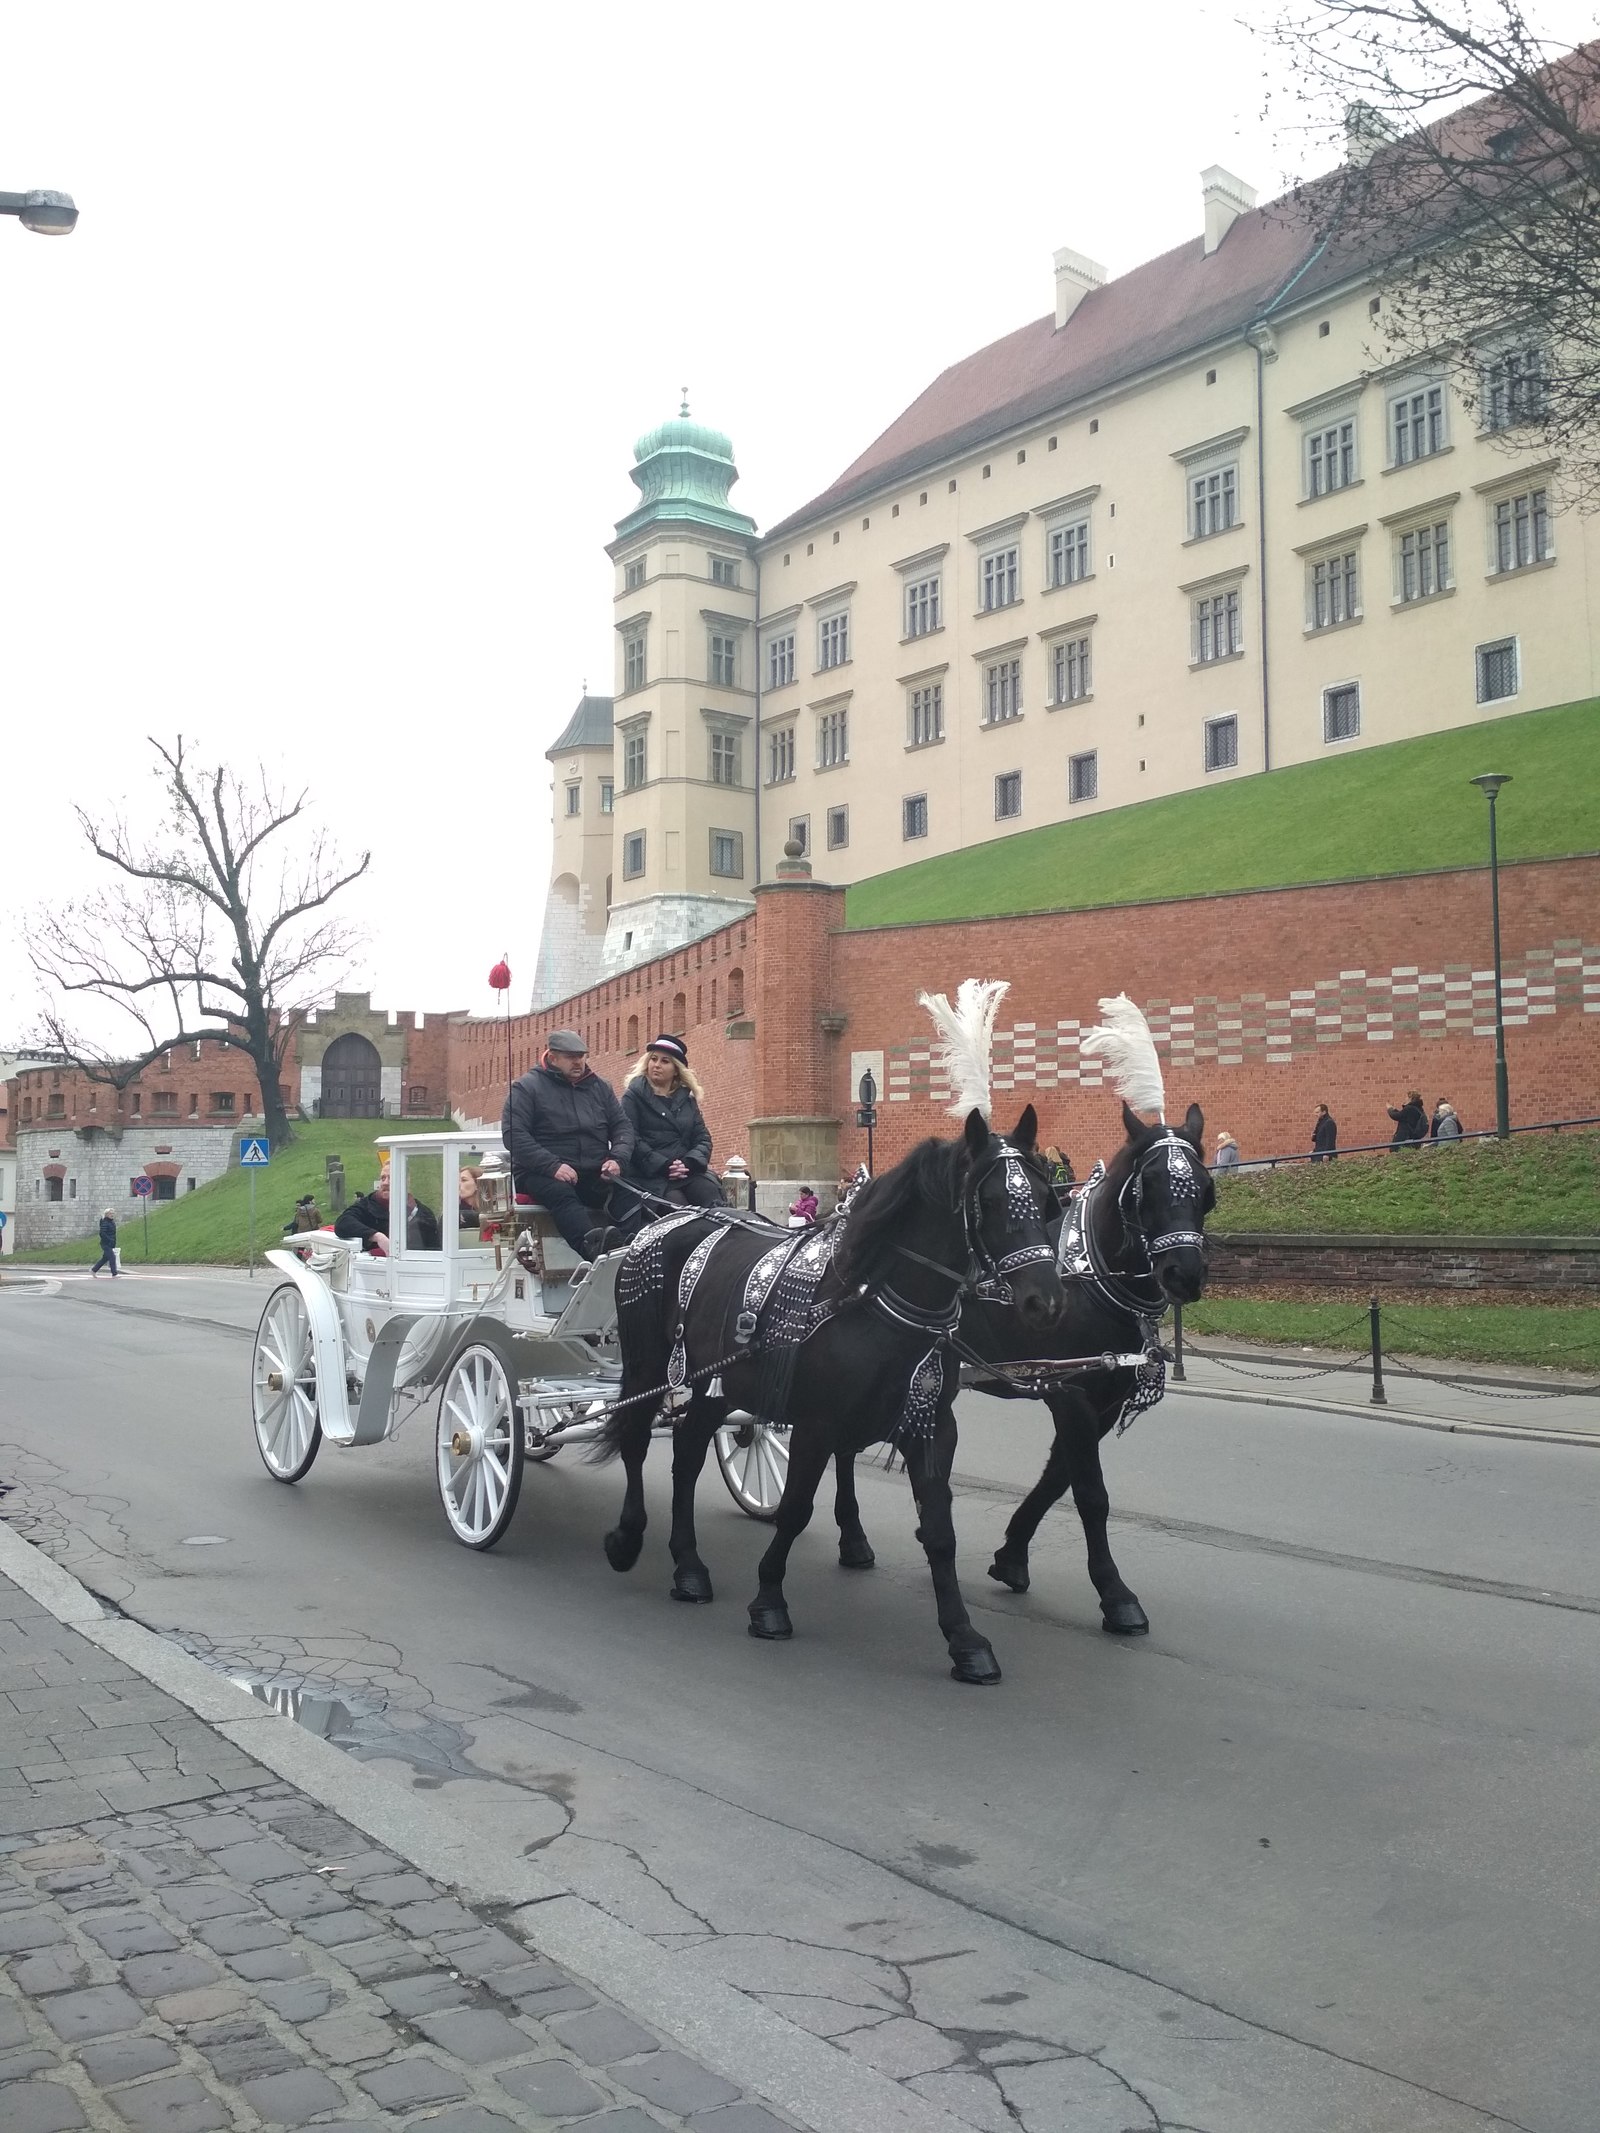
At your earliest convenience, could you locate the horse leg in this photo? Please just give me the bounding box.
[603,1408,653,1572]
[1061,1395,1148,1634]
[748,1428,832,1641]
[905,1411,1000,1685]
[988,1418,1075,1595]
[667,1395,720,1604]
[833,1451,875,1570]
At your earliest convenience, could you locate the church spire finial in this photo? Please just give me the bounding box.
[680,385,690,417]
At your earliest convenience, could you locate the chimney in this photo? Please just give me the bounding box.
[1344,100,1397,167]
[1201,166,1257,255]
[1053,246,1107,329]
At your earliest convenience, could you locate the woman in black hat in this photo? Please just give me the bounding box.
[620,1034,725,1217]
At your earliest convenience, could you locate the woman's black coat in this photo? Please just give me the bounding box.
[622,1079,713,1181]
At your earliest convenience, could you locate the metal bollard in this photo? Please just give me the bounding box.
[1171,1303,1186,1381]
[1369,1294,1388,1406]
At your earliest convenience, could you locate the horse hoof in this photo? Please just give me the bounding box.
[950,1645,1003,1685]
[838,1535,876,1571]
[987,1556,1029,1594]
[671,1568,714,1604]
[604,1529,642,1574]
[747,1605,793,1641]
[1102,1599,1150,1635]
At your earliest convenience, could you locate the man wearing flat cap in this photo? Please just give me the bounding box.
[502,1031,635,1258]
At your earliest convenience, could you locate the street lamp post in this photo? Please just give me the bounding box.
[0,189,77,236]
[856,1069,878,1177]
[1470,773,1512,1139]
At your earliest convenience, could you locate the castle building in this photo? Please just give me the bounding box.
[539,144,1598,993]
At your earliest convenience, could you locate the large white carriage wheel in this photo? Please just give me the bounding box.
[714,1416,790,1522]
[252,1284,323,1484]
[436,1341,525,1550]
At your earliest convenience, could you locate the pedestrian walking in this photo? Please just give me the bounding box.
[787,1186,820,1228]
[90,1209,119,1277]
[1430,1100,1464,1143]
[1387,1090,1428,1150]
[1311,1103,1338,1161]
[1212,1131,1241,1175]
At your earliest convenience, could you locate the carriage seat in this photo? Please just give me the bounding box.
[513,1195,585,1279]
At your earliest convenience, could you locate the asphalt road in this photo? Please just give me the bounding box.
[3,1268,1598,2133]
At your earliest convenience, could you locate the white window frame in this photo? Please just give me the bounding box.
[622,627,648,693]
[1048,633,1092,705]
[708,630,738,688]
[1388,379,1448,466]
[904,573,942,638]
[979,545,1020,612]
[1189,464,1239,539]
[621,725,648,790]
[994,770,1022,820]
[563,782,581,816]
[1322,681,1361,744]
[1203,714,1239,773]
[623,557,646,591]
[902,793,929,841]
[817,706,849,769]
[908,681,944,748]
[1481,343,1547,433]
[767,631,796,689]
[709,553,740,588]
[1047,517,1091,588]
[766,725,796,785]
[1395,518,1452,602]
[1307,549,1360,630]
[984,658,1022,724]
[708,728,741,787]
[1305,416,1358,498]
[1475,637,1519,704]
[817,609,851,672]
[1489,486,1553,574]
[599,778,614,815]
[1192,587,1242,663]
[622,830,647,878]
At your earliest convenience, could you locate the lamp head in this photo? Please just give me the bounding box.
[858,1069,877,1106]
[19,190,77,236]
[1471,773,1511,802]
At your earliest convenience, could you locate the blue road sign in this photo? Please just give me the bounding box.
[132,1177,153,1198]
[239,1138,271,1167]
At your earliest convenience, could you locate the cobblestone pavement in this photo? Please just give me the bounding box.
[0,1572,798,2132]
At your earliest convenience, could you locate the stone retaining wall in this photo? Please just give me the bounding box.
[1206,1232,1600,1293]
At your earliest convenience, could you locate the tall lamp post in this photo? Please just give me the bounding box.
[856,1069,878,1178]
[1470,773,1512,1139]
[0,189,78,236]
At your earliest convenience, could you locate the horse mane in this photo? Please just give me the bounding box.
[836,1137,960,1285]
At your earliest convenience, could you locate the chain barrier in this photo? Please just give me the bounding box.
[1180,1310,1374,1384]
[1379,1309,1600,1401]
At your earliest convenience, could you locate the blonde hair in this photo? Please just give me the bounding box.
[625,1051,705,1102]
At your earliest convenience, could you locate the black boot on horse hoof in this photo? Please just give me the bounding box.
[747,1601,793,1641]
[604,1528,643,1573]
[950,1642,1003,1685]
[837,1533,876,1571]
[1101,1597,1149,1635]
[987,1553,1030,1594]
[670,1564,714,1604]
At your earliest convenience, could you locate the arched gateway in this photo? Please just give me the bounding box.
[318,1032,382,1117]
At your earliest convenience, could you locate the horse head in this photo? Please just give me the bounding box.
[959,1103,1064,1331]
[1108,1100,1213,1305]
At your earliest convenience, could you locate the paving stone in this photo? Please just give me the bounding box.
[0,1796,101,1840]
[350,1871,435,1907]
[476,1957,565,1997]
[0,1997,33,2046]
[0,1911,68,1954]
[296,2007,394,2064]
[433,1927,526,1979]
[77,2035,180,2086]
[117,1847,204,1889]
[547,2006,660,2065]
[566,2113,673,2133]
[191,1914,284,1956]
[2,2078,86,2132]
[339,1935,430,1984]
[612,2049,742,2114]
[99,1779,220,1816]
[357,2055,469,2109]
[11,1947,95,1996]
[225,1945,309,1982]
[237,2066,346,2125]
[296,1911,378,1949]
[202,1838,302,1886]
[254,1976,334,2022]
[374,1971,472,2019]
[183,1816,261,1853]
[40,1985,142,2042]
[189,2023,299,2084]
[104,2070,229,2131]
[260,1813,366,1859]
[509,1982,595,2017]
[153,1986,244,2026]
[121,1951,219,1998]
[390,1898,476,1937]
[150,1884,253,1926]
[0,2046,62,2081]
[17,1842,104,1872]
[494,2058,608,2116]
[407,2111,520,2133]
[411,2007,533,2065]
[686,2108,800,2133]
[323,1850,404,1885]
[256,1874,348,1921]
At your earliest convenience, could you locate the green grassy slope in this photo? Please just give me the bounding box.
[845,695,1599,928]
[15,1118,456,1268]
[1207,1130,1600,1236]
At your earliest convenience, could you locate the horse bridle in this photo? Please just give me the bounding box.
[1059,1130,1209,1316]
[887,1136,1056,1316]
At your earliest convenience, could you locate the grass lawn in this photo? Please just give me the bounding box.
[1208,1129,1600,1237]
[1187,1297,1600,1375]
[13,1118,457,1269]
[845,694,1599,928]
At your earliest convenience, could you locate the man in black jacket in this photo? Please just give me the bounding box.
[1387,1090,1428,1151]
[502,1030,635,1256]
[334,1171,441,1255]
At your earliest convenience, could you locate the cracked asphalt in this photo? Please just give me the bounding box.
[3,1268,1599,2133]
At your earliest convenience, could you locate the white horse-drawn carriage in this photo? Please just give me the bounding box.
[249,1130,789,1548]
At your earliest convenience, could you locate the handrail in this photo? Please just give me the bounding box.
[1217,1114,1600,1174]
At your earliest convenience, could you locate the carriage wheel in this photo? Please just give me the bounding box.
[714,1417,790,1522]
[436,1342,525,1550]
[252,1284,322,1484]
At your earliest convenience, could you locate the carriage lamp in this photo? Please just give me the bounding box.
[0,189,78,235]
[1470,773,1512,1139]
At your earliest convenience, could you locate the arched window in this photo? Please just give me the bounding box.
[726,967,745,1017]
[671,992,686,1031]
[626,1014,639,1052]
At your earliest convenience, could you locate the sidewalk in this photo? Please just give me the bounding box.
[0,1529,891,2133]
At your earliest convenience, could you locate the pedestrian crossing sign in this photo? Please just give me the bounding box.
[239,1137,271,1167]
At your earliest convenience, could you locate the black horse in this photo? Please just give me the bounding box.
[592,1107,1063,1683]
[829,1102,1214,1636]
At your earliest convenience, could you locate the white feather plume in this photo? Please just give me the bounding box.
[1079,994,1165,1120]
[918,978,1009,1119]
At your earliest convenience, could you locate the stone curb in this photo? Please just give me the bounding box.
[0,1518,969,2133]
[1167,1378,1600,1449]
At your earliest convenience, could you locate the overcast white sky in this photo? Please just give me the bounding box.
[1,0,1590,1041]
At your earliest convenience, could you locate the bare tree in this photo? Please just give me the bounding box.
[28,738,369,1147]
[1260,3,1600,497]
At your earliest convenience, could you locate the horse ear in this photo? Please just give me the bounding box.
[963,1108,989,1158]
[1121,1100,1144,1142]
[1012,1103,1038,1151]
[1182,1102,1204,1145]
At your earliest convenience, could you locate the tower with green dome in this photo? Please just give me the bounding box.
[589,399,759,982]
